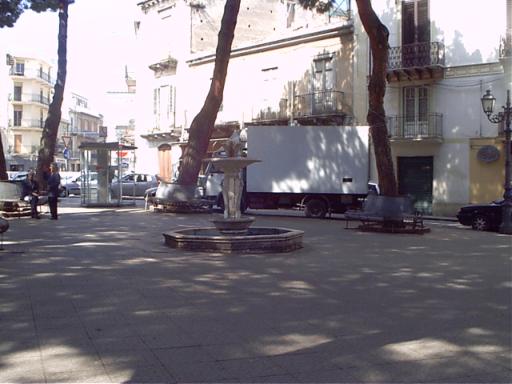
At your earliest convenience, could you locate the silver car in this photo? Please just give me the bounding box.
[110,173,159,198]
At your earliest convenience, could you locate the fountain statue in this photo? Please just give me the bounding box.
[162,130,303,254]
[208,130,260,234]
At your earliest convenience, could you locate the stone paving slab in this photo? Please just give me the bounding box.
[0,199,510,383]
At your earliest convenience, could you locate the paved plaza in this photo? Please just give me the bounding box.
[0,199,511,383]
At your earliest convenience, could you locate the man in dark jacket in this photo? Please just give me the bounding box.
[21,170,40,219]
[47,163,61,220]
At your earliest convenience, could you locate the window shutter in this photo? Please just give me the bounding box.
[402,1,415,45]
[417,0,430,43]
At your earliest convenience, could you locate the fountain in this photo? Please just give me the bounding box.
[162,131,303,254]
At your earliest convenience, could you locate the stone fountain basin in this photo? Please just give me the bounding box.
[163,227,303,254]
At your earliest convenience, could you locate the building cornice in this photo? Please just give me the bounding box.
[444,62,504,78]
[187,23,354,66]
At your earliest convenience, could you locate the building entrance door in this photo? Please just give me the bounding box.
[398,156,433,214]
[158,144,172,181]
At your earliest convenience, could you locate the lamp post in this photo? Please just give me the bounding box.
[481,89,512,234]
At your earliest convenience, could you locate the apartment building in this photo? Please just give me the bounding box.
[62,93,104,171]
[1,55,55,171]
[364,0,510,215]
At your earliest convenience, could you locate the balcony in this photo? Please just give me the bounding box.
[387,42,445,82]
[10,119,45,129]
[387,113,443,142]
[9,68,54,85]
[250,90,347,126]
[252,98,289,125]
[11,93,50,106]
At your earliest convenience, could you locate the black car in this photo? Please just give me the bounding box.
[456,200,504,231]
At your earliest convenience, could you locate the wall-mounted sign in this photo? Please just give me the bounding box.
[99,126,108,138]
[477,145,500,163]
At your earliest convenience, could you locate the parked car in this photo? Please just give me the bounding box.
[8,171,28,182]
[110,173,158,198]
[60,173,98,197]
[456,200,504,231]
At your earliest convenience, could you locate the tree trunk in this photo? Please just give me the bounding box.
[177,0,241,186]
[355,0,398,196]
[36,1,68,188]
[0,135,7,180]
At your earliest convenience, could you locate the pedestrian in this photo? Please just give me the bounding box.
[21,170,41,219]
[46,163,61,220]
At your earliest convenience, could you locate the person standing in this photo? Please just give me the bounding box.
[21,170,40,219]
[47,163,61,220]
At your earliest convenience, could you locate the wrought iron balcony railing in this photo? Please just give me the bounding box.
[294,90,345,117]
[387,113,443,140]
[251,90,346,124]
[253,98,289,121]
[388,42,445,70]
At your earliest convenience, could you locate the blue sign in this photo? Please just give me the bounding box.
[63,147,70,159]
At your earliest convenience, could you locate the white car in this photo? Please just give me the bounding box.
[8,171,29,182]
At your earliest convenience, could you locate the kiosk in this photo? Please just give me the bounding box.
[78,142,137,207]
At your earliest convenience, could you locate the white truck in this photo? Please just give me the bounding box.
[201,125,374,218]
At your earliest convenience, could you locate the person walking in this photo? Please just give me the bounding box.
[46,163,61,220]
[21,170,41,219]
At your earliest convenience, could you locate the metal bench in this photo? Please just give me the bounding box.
[345,194,428,233]
[0,181,48,218]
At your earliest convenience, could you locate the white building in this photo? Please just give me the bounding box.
[365,0,510,215]
[0,55,55,171]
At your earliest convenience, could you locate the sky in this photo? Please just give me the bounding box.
[0,0,139,110]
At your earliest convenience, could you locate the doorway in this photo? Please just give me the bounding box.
[398,156,433,214]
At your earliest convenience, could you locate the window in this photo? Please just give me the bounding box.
[403,86,429,136]
[312,55,335,114]
[402,0,429,45]
[153,88,160,129]
[402,0,430,66]
[13,108,22,126]
[15,62,24,75]
[167,85,175,125]
[13,84,22,101]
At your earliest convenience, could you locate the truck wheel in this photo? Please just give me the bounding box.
[305,199,327,219]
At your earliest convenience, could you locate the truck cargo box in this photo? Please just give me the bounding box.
[246,125,369,195]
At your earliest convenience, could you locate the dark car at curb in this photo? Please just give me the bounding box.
[456,200,503,231]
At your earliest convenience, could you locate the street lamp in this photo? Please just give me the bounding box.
[481,89,512,234]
